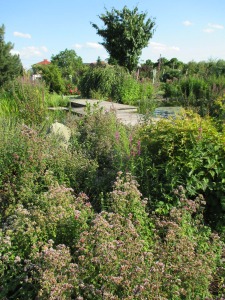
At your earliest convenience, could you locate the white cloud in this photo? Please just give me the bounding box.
[183,20,193,26]
[73,42,104,50]
[203,28,215,33]
[208,23,224,29]
[85,42,103,49]
[13,31,31,39]
[149,41,180,52]
[170,46,180,51]
[41,46,48,52]
[149,42,166,51]
[19,46,48,59]
[203,23,224,33]
[73,43,83,49]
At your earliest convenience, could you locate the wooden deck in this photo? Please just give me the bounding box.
[48,98,161,126]
[69,99,144,126]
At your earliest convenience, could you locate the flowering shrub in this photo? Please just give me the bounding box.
[135,111,225,230]
[73,176,223,299]
[0,178,94,299]
[66,84,80,95]
[1,89,225,299]
[0,166,224,299]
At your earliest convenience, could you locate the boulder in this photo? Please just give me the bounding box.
[48,122,71,149]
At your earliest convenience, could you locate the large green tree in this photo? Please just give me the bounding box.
[51,49,83,84]
[32,64,65,94]
[0,25,23,87]
[92,6,156,72]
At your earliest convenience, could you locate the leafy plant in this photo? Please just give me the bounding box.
[0,24,23,87]
[32,63,65,94]
[135,111,225,230]
[1,77,48,125]
[79,65,154,105]
[92,6,155,72]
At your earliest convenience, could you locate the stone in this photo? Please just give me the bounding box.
[48,122,71,149]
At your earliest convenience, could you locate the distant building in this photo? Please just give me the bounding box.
[31,59,51,81]
[31,74,42,81]
[35,59,51,65]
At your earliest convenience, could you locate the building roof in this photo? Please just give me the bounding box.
[36,59,51,65]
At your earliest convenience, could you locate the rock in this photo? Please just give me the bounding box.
[48,122,71,149]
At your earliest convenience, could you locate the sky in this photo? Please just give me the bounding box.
[1,0,225,69]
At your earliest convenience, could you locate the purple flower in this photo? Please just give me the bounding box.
[115,131,120,142]
[137,140,141,155]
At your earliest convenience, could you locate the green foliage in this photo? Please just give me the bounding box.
[0,107,225,299]
[70,107,133,207]
[0,120,97,221]
[2,75,225,299]
[135,112,225,230]
[51,48,83,84]
[113,72,140,104]
[79,65,117,99]
[1,77,48,124]
[0,183,93,299]
[0,92,19,118]
[150,190,222,299]
[0,24,23,87]
[79,65,154,105]
[46,93,70,107]
[107,172,153,248]
[162,74,225,116]
[92,6,155,72]
[32,63,65,94]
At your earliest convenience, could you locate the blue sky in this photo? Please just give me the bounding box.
[1,0,225,69]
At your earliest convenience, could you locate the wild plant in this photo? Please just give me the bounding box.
[151,187,222,299]
[135,111,225,230]
[2,77,48,124]
[74,173,223,299]
[0,176,94,299]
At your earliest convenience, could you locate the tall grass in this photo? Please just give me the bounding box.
[46,93,70,107]
[79,65,154,105]
[0,77,70,125]
[0,93,19,118]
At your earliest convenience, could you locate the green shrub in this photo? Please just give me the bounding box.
[0,162,223,299]
[79,65,154,105]
[150,189,222,299]
[0,184,94,299]
[112,72,140,104]
[78,65,117,99]
[134,111,225,230]
[70,107,133,207]
[1,77,48,125]
[46,93,69,107]
[0,120,97,220]
[32,64,65,94]
[0,93,19,118]
[75,174,222,299]
[162,75,225,117]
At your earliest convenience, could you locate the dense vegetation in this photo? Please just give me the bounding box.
[0,25,23,87]
[1,17,225,300]
[92,6,155,72]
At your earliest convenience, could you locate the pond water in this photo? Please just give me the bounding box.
[153,106,183,118]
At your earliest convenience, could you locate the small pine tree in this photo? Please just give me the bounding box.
[0,25,23,87]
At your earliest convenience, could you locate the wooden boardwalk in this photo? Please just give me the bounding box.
[48,98,162,126]
[69,99,144,126]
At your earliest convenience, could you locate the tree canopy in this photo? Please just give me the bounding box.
[92,6,156,72]
[51,49,83,84]
[32,63,65,94]
[0,25,23,87]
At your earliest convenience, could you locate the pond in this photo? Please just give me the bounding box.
[153,106,183,118]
